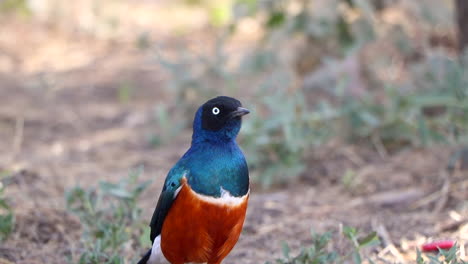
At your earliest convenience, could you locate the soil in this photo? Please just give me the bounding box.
[0,10,467,264]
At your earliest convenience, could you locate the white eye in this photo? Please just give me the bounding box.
[212,107,220,115]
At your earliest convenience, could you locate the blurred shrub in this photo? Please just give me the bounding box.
[242,90,310,187]
[337,82,468,149]
[234,0,467,183]
[232,0,377,53]
[159,0,467,188]
[242,86,337,187]
[66,167,150,264]
[156,40,234,118]
[0,0,30,16]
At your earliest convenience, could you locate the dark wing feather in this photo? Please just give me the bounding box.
[136,249,151,264]
[148,168,184,243]
[149,188,176,242]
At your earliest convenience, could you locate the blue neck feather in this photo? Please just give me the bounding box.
[176,107,249,197]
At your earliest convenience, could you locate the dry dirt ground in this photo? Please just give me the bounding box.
[0,15,467,264]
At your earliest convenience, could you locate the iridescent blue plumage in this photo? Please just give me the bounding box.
[176,106,249,197]
[139,96,250,264]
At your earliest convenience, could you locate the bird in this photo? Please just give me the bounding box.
[137,96,250,264]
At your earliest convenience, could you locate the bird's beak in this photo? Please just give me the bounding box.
[230,107,250,118]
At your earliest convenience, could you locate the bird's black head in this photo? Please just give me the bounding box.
[192,96,250,143]
[201,96,250,131]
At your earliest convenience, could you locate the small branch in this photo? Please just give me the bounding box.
[411,170,451,211]
[371,134,388,159]
[374,222,405,263]
[8,116,24,164]
[432,170,450,214]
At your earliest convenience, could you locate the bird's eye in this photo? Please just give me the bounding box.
[212,107,220,115]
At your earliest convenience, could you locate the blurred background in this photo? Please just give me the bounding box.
[0,0,467,263]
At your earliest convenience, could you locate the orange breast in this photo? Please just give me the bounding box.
[160,178,249,264]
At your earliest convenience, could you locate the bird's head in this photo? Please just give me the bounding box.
[192,96,250,144]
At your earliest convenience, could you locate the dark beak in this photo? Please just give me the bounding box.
[230,107,250,118]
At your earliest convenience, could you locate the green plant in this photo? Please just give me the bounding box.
[232,0,377,52]
[156,37,242,118]
[267,227,467,264]
[266,227,379,264]
[416,245,467,264]
[66,166,150,264]
[232,0,468,148]
[0,0,31,16]
[342,226,380,264]
[333,62,468,149]
[0,179,14,241]
[239,0,467,181]
[242,87,332,187]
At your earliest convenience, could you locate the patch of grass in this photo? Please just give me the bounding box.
[65,166,150,264]
[267,226,380,264]
[416,244,467,264]
[268,227,466,264]
[416,245,467,264]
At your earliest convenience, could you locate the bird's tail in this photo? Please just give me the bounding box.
[136,249,151,264]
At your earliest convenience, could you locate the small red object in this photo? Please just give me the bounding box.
[422,240,455,252]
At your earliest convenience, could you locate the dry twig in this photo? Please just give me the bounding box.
[374,222,406,263]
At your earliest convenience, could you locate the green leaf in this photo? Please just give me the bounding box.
[0,213,14,240]
[352,251,362,264]
[0,199,10,210]
[266,12,286,28]
[209,3,231,27]
[440,243,458,262]
[343,226,357,240]
[357,231,379,248]
[343,226,360,248]
[337,15,354,50]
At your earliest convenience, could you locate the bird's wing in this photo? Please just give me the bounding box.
[149,168,185,243]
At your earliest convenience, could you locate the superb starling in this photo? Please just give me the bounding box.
[137,96,250,264]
